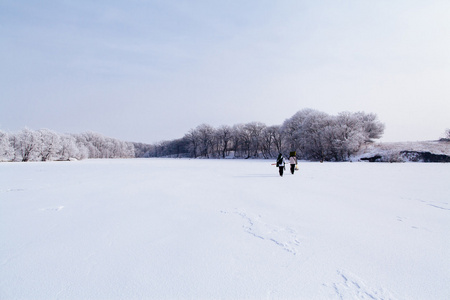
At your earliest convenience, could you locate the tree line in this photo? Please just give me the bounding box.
[0,128,135,162]
[1,109,386,162]
[136,108,385,161]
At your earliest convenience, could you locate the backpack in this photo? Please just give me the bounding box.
[277,156,283,166]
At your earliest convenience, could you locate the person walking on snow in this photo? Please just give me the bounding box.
[289,152,298,174]
[276,153,285,177]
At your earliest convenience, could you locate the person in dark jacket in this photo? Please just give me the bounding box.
[276,153,285,177]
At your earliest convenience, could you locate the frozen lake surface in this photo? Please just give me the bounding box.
[1,159,449,299]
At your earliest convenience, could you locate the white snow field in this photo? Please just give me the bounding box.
[1,159,449,300]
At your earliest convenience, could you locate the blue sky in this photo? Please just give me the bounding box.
[1,0,449,143]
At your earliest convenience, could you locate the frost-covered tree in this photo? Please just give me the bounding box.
[74,136,89,159]
[281,108,318,155]
[281,109,384,161]
[299,110,330,160]
[0,131,14,161]
[74,132,101,158]
[1,128,134,162]
[58,134,80,160]
[353,112,385,142]
[124,142,135,158]
[326,112,366,161]
[73,132,134,159]
[15,128,39,162]
[36,129,62,161]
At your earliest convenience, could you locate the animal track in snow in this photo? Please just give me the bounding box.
[396,216,431,232]
[40,206,64,212]
[331,269,398,300]
[0,188,25,193]
[221,209,301,255]
[403,196,450,211]
[417,198,450,211]
[425,203,450,211]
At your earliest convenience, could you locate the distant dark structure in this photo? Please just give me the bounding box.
[360,155,382,162]
[400,151,450,163]
[361,151,450,163]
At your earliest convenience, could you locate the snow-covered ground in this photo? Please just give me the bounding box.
[1,159,449,300]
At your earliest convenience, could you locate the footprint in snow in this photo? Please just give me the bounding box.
[222,209,301,255]
[329,269,398,300]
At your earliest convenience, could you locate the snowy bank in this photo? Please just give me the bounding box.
[355,140,450,162]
